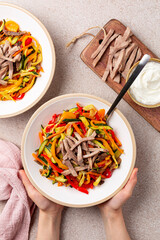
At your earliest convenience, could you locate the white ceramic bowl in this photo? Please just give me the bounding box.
[21,94,136,207]
[0,2,56,118]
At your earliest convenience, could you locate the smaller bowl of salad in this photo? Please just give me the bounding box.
[0,3,56,117]
[21,94,136,207]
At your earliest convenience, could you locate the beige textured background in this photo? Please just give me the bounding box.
[0,0,160,239]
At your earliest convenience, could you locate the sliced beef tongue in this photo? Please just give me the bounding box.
[110,49,125,79]
[93,33,119,67]
[3,26,26,36]
[133,47,142,64]
[0,79,7,86]
[62,166,88,176]
[91,29,114,59]
[63,139,77,162]
[119,42,137,72]
[122,46,138,78]
[77,145,83,165]
[0,66,8,79]
[65,160,78,177]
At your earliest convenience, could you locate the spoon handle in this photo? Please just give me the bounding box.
[106,54,150,119]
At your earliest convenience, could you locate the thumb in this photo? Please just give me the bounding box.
[123,168,138,197]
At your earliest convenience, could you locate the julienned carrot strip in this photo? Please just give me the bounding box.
[51,139,68,170]
[39,132,43,143]
[12,42,33,57]
[47,124,69,139]
[32,153,47,166]
[97,159,111,167]
[96,138,114,156]
[114,136,122,147]
[103,128,123,154]
[72,123,84,138]
[87,172,106,179]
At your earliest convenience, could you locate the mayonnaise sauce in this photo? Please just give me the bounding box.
[130,61,160,105]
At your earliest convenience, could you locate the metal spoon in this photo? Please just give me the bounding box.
[105,54,150,120]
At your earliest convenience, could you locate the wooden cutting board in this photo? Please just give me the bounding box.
[80,19,160,132]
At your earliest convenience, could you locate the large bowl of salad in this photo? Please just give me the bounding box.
[21,94,136,207]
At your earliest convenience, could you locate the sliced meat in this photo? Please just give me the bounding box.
[67,135,77,143]
[74,132,82,140]
[77,145,83,164]
[0,79,7,86]
[97,152,109,161]
[110,49,125,79]
[123,27,133,41]
[63,139,77,162]
[0,54,15,62]
[82,142,88,151]
[8,45,20,57]
[8,62,13,79]
[2,41,10,54]
[70,135,96,151]
[1,61,10,68]
[62,166,88,176]
[133,48,142,64]
[93,33,119,67]
[91,29,114,59]
[65,137,75,148]
[83,149,102,158]
[13,53,21,62]
[3,26,26,36]
[109,38,131,56]
[122,46,138,79]
[0,67,8,80]
[65,160,77,177]
[119,43,137,72]
[88,154,93,169]
[113,74,121,83]
[102,54,112,82]
[88,148,108,152]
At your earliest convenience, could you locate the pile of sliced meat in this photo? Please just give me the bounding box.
[59,131,109,177]
[0,40,21,86]
[91,27,142,83]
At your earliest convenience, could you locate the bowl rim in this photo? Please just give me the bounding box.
[0,2,56,118]
[126,58,160,108]
[21,93,136,208]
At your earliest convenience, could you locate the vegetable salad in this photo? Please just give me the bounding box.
[33,104,123,194]
[0,19,43,101]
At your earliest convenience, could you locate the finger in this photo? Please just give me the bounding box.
[123,168,138,196]
[19,170,38,200]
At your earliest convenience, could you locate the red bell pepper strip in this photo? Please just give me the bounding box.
[25,37,32,46]
[41,154,63,173]
[56,123,67,127]
[74,103,84,114]
[95,112,100,121]
[48,114,57,124]
[82,181,94,189]
[46,124,55,132]
[79,122,87,135]
[13,93,25,101]
[66,176,89,194]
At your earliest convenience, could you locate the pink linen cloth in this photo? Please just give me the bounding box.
[0,139,34,240]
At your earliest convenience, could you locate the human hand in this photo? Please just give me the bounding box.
[19,170,63,218]
[99,168,138,218]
